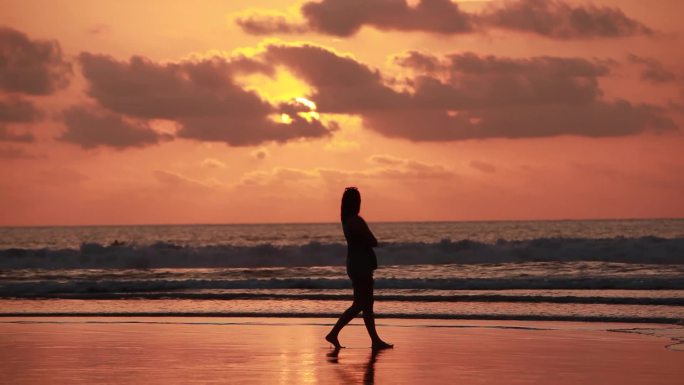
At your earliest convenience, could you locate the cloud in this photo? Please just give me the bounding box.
[87,24,111,35]
[0,96,42,123]
[239,167,318,187]
[469,160,496,174]
[670,101,684,115]
[364,155,455,179]
[0,95,42,143]
[60,106,169,149]
[201,158,227,169]
[363,100,675,141]
[234,11,309,35]
[263,43,408,112]
[153,170,214,189]
[235,0,652,39]
[301,0,472,36]
[0,26,72,95]
[0,125,34,142]
[324,138,360,152]
[397,51,611,107]
[0,96,39,143]
[627,54,676,83]
[483,0,653,39]
[368,154,405,166]
[251,148,269,160]
[236,0,472,37]
[77,52,336,146]
[264,43,676,140]
[38,167,90,184]
[239,156,456,188]
[0,145,38,160]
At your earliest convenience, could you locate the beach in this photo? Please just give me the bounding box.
[1,222,682,383]
[1,317,682,384]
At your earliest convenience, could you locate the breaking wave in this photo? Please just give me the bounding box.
[3,276,684,297]
[1,236,683,269]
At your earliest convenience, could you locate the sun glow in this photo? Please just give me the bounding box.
[293,97,320,122]
[294,97,316,110]
[280,113,293,124]
[237,67,313,104]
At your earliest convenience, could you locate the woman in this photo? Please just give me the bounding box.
[325,187,393,350]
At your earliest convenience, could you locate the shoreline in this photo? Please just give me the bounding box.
[1,312,681,325]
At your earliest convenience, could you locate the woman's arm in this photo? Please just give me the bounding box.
[355,216,378,247]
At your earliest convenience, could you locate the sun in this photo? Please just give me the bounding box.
[279,97,320,124]
[294,97,316,111]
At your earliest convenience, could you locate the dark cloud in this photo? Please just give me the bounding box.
[363,101,675,141]
[236,0,651,39]
[0,125,34,142]
[0,95,42,143]
[670,101,684,115]
[0,96,42,123]
[264,44,408,112]
[394,51,441,74]
[264,43,676,141]
[627,54,676,83]
[400,51,611,108]
[60,106,169,149]
[0,26,72,95]
[236,0,472,37]
[235,12,309,35]
[301,0,472,36]
[78,53,335,146]
[484,0,653,39]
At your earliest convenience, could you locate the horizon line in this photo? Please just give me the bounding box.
[1,217,682,229]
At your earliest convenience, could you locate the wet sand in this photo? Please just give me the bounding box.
[0,317,682,384]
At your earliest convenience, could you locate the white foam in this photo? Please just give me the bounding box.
[1,236,683,269]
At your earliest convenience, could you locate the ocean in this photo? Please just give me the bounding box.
[1,219,683,323]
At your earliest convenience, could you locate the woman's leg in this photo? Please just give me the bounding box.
[326,277,365,348]
[359,277,393,349]
[358,277,380,342]
[326,303,362,348]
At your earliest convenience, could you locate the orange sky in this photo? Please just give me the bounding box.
[1,0,683,225]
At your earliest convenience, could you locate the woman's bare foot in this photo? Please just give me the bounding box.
[325,333,342,349]
[371,340,393,350]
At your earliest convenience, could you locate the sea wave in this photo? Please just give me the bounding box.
[1,236,683,269]
[2,276,684,297]
[0,311,680,324]
[4,290,684,306]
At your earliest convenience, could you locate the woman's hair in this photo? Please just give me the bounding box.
[340,187,361,222]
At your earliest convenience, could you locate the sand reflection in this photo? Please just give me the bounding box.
[327,348,385,384]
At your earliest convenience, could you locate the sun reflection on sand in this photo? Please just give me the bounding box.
[0,318,682,384]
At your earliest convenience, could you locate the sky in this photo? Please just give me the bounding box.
[1,0,683,226]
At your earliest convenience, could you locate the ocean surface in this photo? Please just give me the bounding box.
[1,219,683,323]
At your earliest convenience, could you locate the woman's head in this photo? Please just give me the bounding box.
[341,187,361,222]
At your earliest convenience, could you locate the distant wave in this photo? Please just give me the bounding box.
[0,311,680,324]
[2,276,684,297]
[6,291,684,306]
[1,236,683,269]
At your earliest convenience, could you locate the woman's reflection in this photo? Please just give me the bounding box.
[326,348,386,384]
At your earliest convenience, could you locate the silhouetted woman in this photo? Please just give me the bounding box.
[325,187,393,350]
